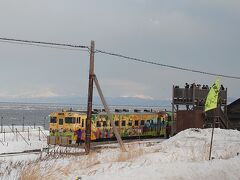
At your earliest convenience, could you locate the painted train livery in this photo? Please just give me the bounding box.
[48,109,173,145]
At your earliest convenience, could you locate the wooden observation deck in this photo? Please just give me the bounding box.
[171,84,228,133]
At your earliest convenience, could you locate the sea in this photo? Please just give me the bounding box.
[0,102,168,130]
[0,102,87,130]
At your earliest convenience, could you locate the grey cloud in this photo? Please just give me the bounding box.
[0,0,239,101]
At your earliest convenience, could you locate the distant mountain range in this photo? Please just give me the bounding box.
[0,96,171,108]
[0,96,237,109]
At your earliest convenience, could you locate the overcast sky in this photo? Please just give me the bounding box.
[0,0,239,102]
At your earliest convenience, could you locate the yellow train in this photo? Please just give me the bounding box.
[48,109,173,145]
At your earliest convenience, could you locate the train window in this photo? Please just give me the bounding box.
[82,119,85,127]
[122,121,126,126]
[72,118,76,124]
[97,121,101,127]
[128,120,132,126]
[59,119,63,125]
[168,116,171,121]
[65,117,69,123]
[140,120,145,126]
[65,117,73,123]
[115,121,119,126]
[103,121,107,127]
[135,120,139,126]
[50,117,57,123]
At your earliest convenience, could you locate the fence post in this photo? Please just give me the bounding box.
[39,127,41,141]
[15,128,18,141]
[44,116,46,130]
[34,123,36,129]
[22,115,25,132]
[28,127,30,141]
[3,129,5,142]
[12,124,14,132]
[1,116,3,133]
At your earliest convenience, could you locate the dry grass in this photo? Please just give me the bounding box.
[117,148,144,162]
[18,161,72,180]
[4,145,147,179]
[18,164,41,180]
[18,152,101,179]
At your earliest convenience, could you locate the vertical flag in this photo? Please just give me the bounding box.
[204,78,221,112]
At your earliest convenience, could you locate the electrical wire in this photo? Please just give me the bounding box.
[96,49,240,80]
[0,37,239,80]
[0,40,89,52]
[0,37,89,49]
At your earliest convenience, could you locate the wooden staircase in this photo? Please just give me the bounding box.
[205,107,229,129]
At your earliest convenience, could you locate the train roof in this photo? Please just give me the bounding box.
[50,110,159,116]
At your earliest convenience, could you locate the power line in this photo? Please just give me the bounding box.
[96,49,240,80]
[0,37,89,49]
[0,37,239,80]
[0,40,89,52]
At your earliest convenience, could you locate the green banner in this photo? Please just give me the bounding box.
[204,78,221,112]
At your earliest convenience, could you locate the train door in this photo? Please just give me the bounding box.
[157,116,162,136]
[75,116,81,130]
[114,114,121,135]
[80,115,86,140]
[49,115,57,131]
[58,117,64,130]
[55,113,64,131]
[91,114,97,136]
[81,115,86,129]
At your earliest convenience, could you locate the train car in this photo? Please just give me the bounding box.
[48,109,173,146]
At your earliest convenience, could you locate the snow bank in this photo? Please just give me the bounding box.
[146,128,240,162]
[1,128,240,180]
[78,128,240,180]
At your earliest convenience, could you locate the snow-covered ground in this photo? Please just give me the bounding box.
[0,126,48,154]
[0,128,240,180]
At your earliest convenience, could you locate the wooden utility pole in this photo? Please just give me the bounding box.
[85,40,95,154]
[93,75,126,152]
